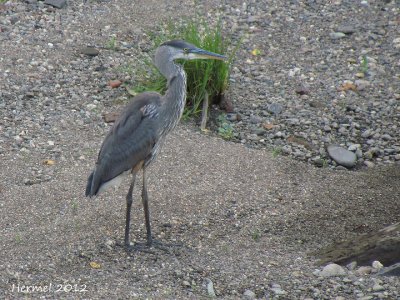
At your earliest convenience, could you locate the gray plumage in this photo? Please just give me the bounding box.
[85,40,226,249]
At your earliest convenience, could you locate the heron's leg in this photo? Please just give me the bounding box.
[139,167,186,253]
[142,167,153,246]
[124,175,136,247]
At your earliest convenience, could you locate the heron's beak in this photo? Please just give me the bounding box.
[189,48,227,61]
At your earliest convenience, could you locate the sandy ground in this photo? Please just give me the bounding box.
[1,125,399,298]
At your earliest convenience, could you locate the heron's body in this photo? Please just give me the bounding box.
[85,40,225,249]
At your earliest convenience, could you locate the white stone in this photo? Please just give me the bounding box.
[372,260,383,270]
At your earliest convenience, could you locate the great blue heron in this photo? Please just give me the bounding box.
[85,40,226,250]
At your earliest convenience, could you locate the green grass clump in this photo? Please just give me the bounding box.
[128,17,239,119]
[251,229,261,241]
[272,147,282,158]
[217,114,234,140]
[360,55,368,74]
[105,36,117,51]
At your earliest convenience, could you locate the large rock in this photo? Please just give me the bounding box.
[313,223,400,268]
[44,0,67,9]
[327,145,357,168]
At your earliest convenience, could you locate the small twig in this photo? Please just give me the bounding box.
[200,90,209,131]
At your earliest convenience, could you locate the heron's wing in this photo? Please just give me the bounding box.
[86,92,162,196]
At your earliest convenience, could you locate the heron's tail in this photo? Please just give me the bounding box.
[85,171,95,197]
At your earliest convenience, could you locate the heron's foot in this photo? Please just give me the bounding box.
[129,239,185,254]
[126,242,157,254]
[114,241,153,254]
[117,238,185,254]
[148,239,184,253]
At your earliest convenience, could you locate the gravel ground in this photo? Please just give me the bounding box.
[220,0,400,169]
[0,0,399,299]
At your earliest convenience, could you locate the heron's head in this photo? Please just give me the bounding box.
[160,40,226,61]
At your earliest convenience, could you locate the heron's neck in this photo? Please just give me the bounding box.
[160,60,187,124]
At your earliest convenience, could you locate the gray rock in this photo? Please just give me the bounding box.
[267,103,283,115]
[338,127,348,135]
[249,114,262,124]
[247,16,258,23]
[346,261,357,271]
[205,278,216,298]
[105,239,115,249]
[361,129,374,138]
[44,0,67,9]
[270,283,286,295]
[355,79,370,91]
[286,118,300,125]
[81,47,100,57]
[226,113,239,122]
[327,145,357,168]
[384,148,396,154]
[313,158,325,167]
[323,125,332,132]
[372,283,385,291]
[247,134,260,141]
[330,32,346,39]
[252,128,266,136]
[336,25,356,34]
[182,280,191,287]
[243,289,256,299]
[364,161,375,168]
[320,263,347,277]
[358,296,373,300]
[356,266,373,276]
[348,144,359,152]
[355,149,363,158]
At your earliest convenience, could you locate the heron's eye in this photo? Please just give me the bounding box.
[183,48,189,54]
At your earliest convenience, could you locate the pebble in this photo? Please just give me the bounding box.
[327,145,357,168]
[336,25,356,34]
[372,283,385,292]
[205,278,216,298]
[271,286,286,295]
[319,263,347,277]
[356,266,372,276]
[267,103,283,115]
[364,161,375,168]
[80,47,100,57]
[348,144,359,152]
[226,113,239,122]
[105,239,115,249]
[249,114,262,124]
[330,32,346,39]
[355,79,370,91]
[372,261,383,271]
[243,289,256,299]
